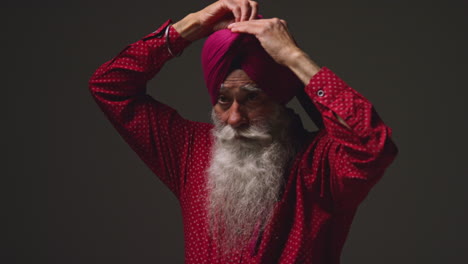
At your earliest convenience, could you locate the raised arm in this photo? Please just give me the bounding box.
[300,66,398,209]
[88,20,194,198]
[89,0,260,198]
[228,18,398,209]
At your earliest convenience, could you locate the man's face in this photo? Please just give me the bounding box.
[207,69,297,253]
[213,69,277,131]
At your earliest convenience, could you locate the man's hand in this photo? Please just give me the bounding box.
[229,18,349,128]
[228,18,300,67]
[174,0,258,42]
[228,18,322,85]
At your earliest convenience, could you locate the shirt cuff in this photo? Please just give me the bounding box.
[304,67,350,104]
[141,19,192,57]
[304,67,362,127]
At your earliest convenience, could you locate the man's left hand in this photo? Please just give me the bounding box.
[228,18,301,67]
[228,18,322,86]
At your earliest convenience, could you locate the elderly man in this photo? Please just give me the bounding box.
[89,0,398,263]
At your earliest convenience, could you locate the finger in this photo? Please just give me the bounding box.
[225,1,242,22]
[229,18,270,29]
[228,20,264,35]
[249,0,258,20]
[228,19,265,28]
[240,1,251,22]
[233,6,241,22]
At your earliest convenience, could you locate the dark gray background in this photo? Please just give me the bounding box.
[3,0,468,263]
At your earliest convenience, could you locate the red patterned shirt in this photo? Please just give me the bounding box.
[89,19,398,264]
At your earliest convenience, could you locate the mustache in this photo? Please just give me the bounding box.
[213,121,273,141]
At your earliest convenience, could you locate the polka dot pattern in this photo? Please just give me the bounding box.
[89,19,398,264]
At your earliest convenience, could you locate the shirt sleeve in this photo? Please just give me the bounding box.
[88,19,193,199]
[302,67,398,209]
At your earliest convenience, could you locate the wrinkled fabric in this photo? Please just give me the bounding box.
[201,28,304,105]
[89,20,398,264]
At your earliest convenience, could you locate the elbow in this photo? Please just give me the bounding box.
[88,58,112,94]
[372,124,398,169]
[88,68,102,95]
[371,126,398,170]
[375,135,398,169]
[385,136,398,166]
[352,125,399,169]
[88,63,110,99]
[382,123,398,163]
[88,78,95,95]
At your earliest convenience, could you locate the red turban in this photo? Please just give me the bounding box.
[201,28,304,105]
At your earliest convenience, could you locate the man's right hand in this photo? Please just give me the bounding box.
[173,0,258,42]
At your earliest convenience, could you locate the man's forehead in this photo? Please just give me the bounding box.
[221,69,260,92]
[220,83,261,93]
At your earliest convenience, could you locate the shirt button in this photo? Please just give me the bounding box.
[317,89,325,97]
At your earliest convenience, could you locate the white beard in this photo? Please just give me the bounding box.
[206,105,297,255]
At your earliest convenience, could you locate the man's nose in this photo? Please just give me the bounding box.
[227,102,248,128]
